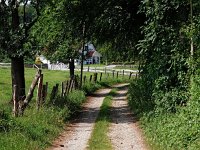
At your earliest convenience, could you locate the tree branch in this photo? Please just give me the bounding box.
[23,0,28,26]
[23,0,41,35]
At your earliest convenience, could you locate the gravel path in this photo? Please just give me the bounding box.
[108,84,148,150]
[48,84,148,150]
[48,88,111,150]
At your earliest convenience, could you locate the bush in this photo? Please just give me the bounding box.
[67,90,86,113]
[82,82,101,95]
[128,78,154,115]
[128,76,200,149]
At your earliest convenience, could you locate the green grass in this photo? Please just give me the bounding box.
[87,89,117,150]
[0,68,70,106]
[0,67,129,150]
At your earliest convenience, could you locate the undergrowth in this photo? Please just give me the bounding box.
[0,90,85,150]
[128,77,200,150]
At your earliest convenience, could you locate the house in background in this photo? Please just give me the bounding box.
[35,55,51,69]
[75,43,102,65]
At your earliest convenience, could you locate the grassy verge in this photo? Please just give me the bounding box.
[0,90,86,150]
[128,79,200,150]
[0,67,129,150]
[88,89,117,150]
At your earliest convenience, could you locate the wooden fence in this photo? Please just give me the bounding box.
[10,64,139,116]
[75,66,138,76]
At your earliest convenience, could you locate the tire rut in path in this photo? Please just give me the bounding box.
[48,88,111,150]
[108,84,148,150]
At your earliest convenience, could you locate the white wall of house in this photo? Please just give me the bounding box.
[75,43,102,65]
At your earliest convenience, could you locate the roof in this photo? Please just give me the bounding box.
[86,50,102,58]
[87,51,95,57]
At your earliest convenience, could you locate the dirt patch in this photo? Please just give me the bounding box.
[108,84,148,150]
[47,88,111,150]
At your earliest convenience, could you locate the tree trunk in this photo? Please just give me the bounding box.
[69,59,75,79]
[11,57,26,101]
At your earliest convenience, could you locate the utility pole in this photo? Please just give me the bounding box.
[80,22,85,88]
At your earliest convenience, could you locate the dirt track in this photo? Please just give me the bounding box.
[48,84,148,150]
[109,84,148,150]
[48,88,111,150]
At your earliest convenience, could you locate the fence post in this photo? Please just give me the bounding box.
[117,71,119,78]
[36,74,43,110]
[45,82,48,99]
[88,66,90,72]
[129,72,132,79]
[123,70,124,77]
[50,83,59,101]
[67,79,72,94]
[112,70,115,78]
[106,73,109,79]
[83,75,86,84]
[93,73,98,83]
[64,80,69,96]
[61,82,64,97]
[89,75,93,82]
[74,76,79,89]
[70,79,74,92]
[42,84,46,104]
[100,73,102,81]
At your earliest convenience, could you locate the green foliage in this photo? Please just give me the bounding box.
[129,76,200,150]
[0,107,65,150]
[139,76,200,149]
[128,79,154,115]
[0,1,44,58]
[66,90,86,113]
[82,82,101,95]
[31,0,83,63]
[128,0,200,149]
[48,90,86,120]
[135,0,192,113]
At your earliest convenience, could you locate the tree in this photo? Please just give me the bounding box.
[135,0,200,112]
[32,0,103,80]
[0,0,42,116]
[31,0,81,79]
[90,0,144,62]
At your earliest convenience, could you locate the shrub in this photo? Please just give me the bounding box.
[128,78,154,115]
[128,76,200,149]
[82,82,101,95]
[67,90,86,113]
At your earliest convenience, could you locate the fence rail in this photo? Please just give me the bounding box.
[0,63,11,67]
[76,65,139,76]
